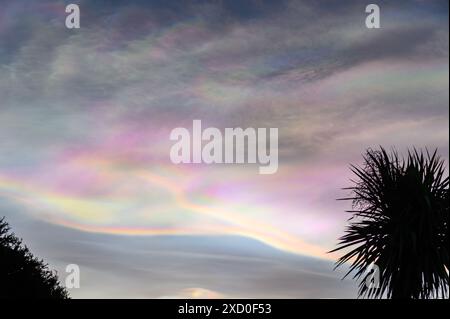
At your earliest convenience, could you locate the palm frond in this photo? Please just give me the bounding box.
[331,147,449,299]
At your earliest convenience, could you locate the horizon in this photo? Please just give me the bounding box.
[0,0,448,299]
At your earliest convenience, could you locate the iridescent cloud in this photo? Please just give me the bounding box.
[0,0,448,297]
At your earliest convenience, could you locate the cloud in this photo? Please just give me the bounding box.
[0,209,357,298]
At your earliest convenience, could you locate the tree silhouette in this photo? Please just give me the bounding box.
[0,217,69,299]
[331,147,449,299]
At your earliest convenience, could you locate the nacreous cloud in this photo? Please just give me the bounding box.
[0,0,448,298]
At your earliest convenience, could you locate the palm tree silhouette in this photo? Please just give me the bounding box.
[331,147,449,299]
[0,217,69,299]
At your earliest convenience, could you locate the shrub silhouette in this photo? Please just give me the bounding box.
[331,147,449,299]
[0,217,69,299]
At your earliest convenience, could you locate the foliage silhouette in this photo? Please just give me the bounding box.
[331,147,449,299]
[0,217,69,299]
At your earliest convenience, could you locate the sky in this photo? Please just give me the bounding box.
[0,0,448,298]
